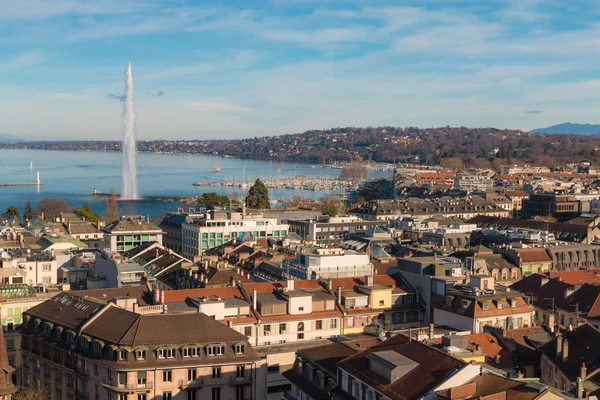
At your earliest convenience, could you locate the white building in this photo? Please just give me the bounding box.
[282,248,373,280]
[1,249,58,287]
[181,211,288,260]
[102,216,163,252]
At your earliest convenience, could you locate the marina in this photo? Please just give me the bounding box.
[0,171,42,187]
[193,176,363,191]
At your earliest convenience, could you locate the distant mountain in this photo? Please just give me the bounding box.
[531,122,600,135]
[0,134,28,144]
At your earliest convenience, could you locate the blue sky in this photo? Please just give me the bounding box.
[1,0,600,140]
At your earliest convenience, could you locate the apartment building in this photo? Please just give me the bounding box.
[433,275,535,333]
[181,211,288,260]
[21,292,265,400]
[1,249,58,287]
[454,172,493,192]
[522,193,580,222]
[102,216,163,252]
[282,248,373,280]
[0,322,17,399]
[157,275,409,400]
[159,211,205,255]
[335,333,481,400]
[287,215,387,244]
[540,324,599,397]
[504,190,530,218]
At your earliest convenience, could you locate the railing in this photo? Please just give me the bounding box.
[44,370,51,378]
[100,377,153,391]
[66,381,74,389]
[178,378,204,388]
[56,376,62,384]
[33,366,40,373]
[230,375,252,385]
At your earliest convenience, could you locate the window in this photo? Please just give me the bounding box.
[297,333,304,339]
[93,342,102,353]
[330,319,337,329]
[353,380,362,399]
[136,350,146,361]
[119,395,128,400]
[162,393,172,400]
[118,350,127,361]
[207,345,224,356]
[236,366,245,378]
[379,300,385,306]
[315,320,322,330]
[94,364,99,376]
[244,326,252,336]
[235,344,245,354]
[279,323,286,334]
[263,325,271,335]
[342,372,348,392]
[158,349,175,359]
[212,367,221,379]
[212,388,221,400]
[6,339,14,350]
[183,347,199,357]
[188,369,197,382]
[298,307,304,312]
[80,337,89,348]
[162,370,172,383]
[187,392,196,400]
[138,395,147,400]
[43,264,51,272]
[268,365,280,374]
[137,371,147,386]
[236,386,244,400]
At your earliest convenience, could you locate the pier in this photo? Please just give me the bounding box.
[0,171,42,187]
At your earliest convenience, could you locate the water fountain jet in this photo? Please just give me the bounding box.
[121,62,139,200]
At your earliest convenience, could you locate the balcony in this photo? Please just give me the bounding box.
[178,378,204,389]
[56,376,63,384]
[100,377,153,392]
[230,375,252,385]
[66,381,74,389]
[44,371,51,378]
[75,389,89,400]
[76,367,89,377]
[33,366,40,373]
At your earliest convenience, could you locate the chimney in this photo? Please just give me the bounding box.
[252,289,257,310]
[337,285,342,301]
[287,279,294,291]
[160,289,165,304]
[327,278,333,291]
[581,362,587,382]
[408,328,413,342]
[428,323,434,340]
[153,287,161,304]
[365,275,373,287]
[562,339,569,363]
[162,304,168,314]
[556,333,563,359]
[546,312,555,328]
[230,276,236,287]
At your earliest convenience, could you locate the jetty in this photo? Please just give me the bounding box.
[0,171,42,187]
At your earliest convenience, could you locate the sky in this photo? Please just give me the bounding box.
[1,0,600,140]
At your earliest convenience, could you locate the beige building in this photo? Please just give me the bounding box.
[102,216,163,252]
[21,291,266,400]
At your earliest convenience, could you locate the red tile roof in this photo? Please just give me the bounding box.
[543,270,600,285]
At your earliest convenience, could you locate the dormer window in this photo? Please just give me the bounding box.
[43,324,51,335]
[118,350,127,361]
[93,342,102,353]
[182,347,199,358]
[511,299,518,308]
[158,348,175,359]
[235,344,245,355]
[207,345,225,356]
[80,337,89,348]
[135,350,146,361]
[66,332,76,344]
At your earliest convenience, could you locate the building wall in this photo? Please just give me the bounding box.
[256,318,340,346]
[368,290,392,309]
[433,308,474,332]
[93,254,120,288]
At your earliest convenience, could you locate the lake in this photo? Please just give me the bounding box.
[0,149,392,218]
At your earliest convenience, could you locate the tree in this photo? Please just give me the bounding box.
[245,178,270,209]
[340,162,368,180]
[319,195,347,217]
[13,388,49,400]
[439,157,464,170]
[73,204,100,224]
[4,206,19,218]
[37,197,70,221]
[23,201,35,221]
[198,192,231,210]
[105,187,120,222]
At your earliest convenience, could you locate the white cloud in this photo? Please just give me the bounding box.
[0,51,47,72]
[190,102,254,113]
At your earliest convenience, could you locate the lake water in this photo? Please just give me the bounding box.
[0,149,392,218]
